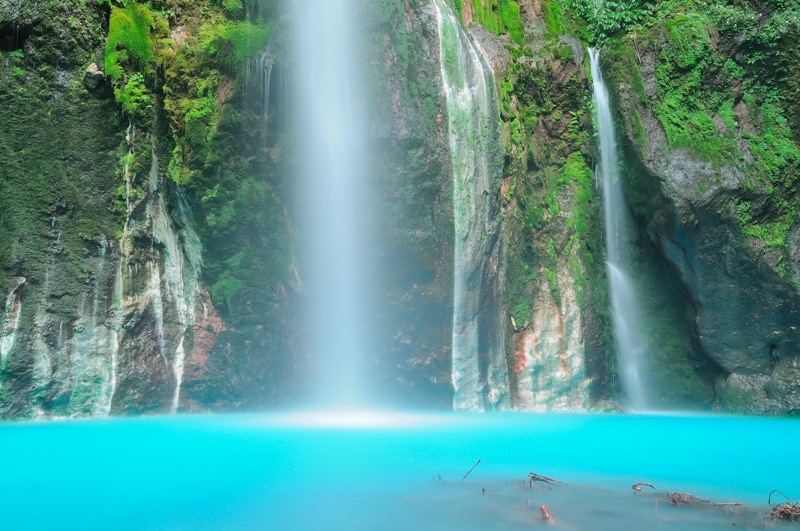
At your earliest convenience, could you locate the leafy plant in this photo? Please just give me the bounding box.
[562,0,652,43]
[114,72,152,122]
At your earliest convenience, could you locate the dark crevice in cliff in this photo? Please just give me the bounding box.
[0,22,35,52]
[619,135,727,409]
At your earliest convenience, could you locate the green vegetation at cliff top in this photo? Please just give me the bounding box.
[470,0,525,44]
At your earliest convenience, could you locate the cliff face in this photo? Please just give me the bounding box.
[0,0,306,418]
[1,0,799,417]
[607,4,800,413]
[363,0,456,408]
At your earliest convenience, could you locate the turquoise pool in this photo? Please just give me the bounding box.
[0,411,795,529]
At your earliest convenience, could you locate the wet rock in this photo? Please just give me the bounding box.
[512,259,591,411]
[83,63,104,90]
[468,25,511,75]
[613,40,800,413]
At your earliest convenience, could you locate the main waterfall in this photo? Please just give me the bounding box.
[589,49,647,409]
[292,0,370,405]
[434,0,508,411]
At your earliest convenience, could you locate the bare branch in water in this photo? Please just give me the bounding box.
[528,472,568,487]
[632,482,656,494]
[461,459,481,482]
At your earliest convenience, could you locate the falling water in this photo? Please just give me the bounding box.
[589,49,647,409]
[291,0,370,405]
[107,259,124,415]
[434,0,508,411]
[246,37,275,142]
[0,278,24,368]
[146,152,202,412]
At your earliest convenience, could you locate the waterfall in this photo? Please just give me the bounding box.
[434,0,508,411]
[106,259,124,415]
[145,152,202,412]
[291,0,370,405]
[0,277,24,368]
[589,49,647,410]
[246,37,275,142]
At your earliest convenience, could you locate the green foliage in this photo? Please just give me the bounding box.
[561,0,652,43]
[471,0,525,44]
[105,5,156,83]
[222,0,244,18]
[648,16,739,164]
[735,200,795,248]
[541,0,566,36]
[114,72,152,123]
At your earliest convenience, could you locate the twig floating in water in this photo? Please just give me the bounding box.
[668,491,711,506]
[462,459,481,482]
[666,491,743,508]
[633,482,656,494]
[766,490,800,522]
[528,472,568,487]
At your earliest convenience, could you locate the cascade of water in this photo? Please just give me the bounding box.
[149,259,168,370]
[0,277,25,368]
[106,258,124,415]
[246,38,275,138]
[589,48,647,410]
[145,152,202,412]
[291,0,370,405]
[434,0,508,411]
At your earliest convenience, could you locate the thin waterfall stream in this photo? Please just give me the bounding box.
[589,49,647,410]
[434,0,508,412]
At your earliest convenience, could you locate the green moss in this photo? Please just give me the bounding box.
[200,20,272,72]
[499,0,525,44]
[472,0,524,44]
[114,72,152,123]
[541,0,566,37]
[501,46,611,399]
[105,5,156,84]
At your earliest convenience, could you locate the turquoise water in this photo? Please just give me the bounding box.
[1,411,796,529]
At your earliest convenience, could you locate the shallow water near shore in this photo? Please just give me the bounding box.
[1,412,796,530]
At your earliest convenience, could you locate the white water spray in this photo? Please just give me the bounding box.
[434,0,508,411]
[0,278,24,368]
[292,0,370,405]
[146,152,202,412]
[589,49,647,409]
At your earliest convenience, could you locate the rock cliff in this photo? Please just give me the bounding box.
[1,0,799,416]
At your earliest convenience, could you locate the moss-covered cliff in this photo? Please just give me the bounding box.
[1,0,799,417]
[0,0,306,417]
[597,0,800,413]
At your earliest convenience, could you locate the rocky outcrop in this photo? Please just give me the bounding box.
[364,0,457,408]
[511,258,591,411]
[0,0,304,418]
[435,0,509,411]
[611,20,800,414]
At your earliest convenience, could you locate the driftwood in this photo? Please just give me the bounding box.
[528,472,568,487]
[666,491,743,508]
[540,505,555,523]
[633,482,656,494]
[766,490,800,522]
[461,459,481,482]
[668,491,711,506]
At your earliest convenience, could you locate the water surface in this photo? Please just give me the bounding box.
[1,412,795,529]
